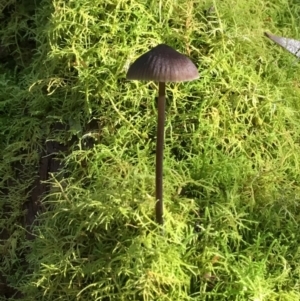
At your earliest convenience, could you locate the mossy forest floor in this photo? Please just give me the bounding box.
[1,0,300,300]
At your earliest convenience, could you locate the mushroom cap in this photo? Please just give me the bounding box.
[126,44,199,82]
[264,32,300,58]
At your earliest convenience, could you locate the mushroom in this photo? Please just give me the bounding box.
[264,32,300,58]
[126,44,199,225]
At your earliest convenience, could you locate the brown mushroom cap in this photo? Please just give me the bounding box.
[126,44,199,82]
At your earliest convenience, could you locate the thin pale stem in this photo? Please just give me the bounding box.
[155,81,165,225]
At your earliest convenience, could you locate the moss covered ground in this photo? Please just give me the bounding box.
[1,0,300,300]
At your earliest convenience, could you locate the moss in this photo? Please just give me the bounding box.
[1,0,300,300]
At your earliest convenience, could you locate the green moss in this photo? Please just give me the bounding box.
[1,0,300,300]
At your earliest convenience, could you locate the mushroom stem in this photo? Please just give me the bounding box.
[155,81,165,225]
